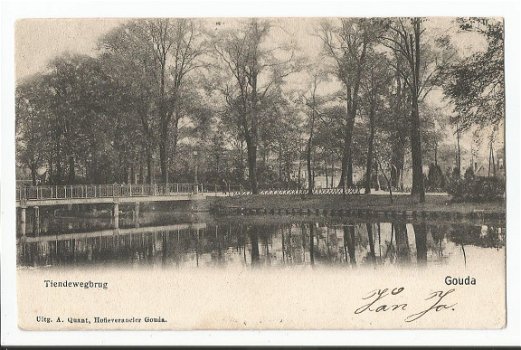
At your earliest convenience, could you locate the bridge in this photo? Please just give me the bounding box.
[16,183,207,207]
[15,182,364,236]
[16,183,364,208]
[16,183,211,236]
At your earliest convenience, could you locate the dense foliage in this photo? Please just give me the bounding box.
[447,176,505,202]
[16,18,505,203]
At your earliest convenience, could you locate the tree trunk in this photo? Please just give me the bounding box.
[409,20,426,203]
[338,147,348,190]
[306,99,316,195]
[158,48,169,185]
[30,164,37,185]
[324,162,329,188]
[55,152,63,185]
[410,97,425,202]
[123,165,128,184]
[159,122,168,184]
[489,140,496,177]
[306,143,313,194]
[337,38,367,190]
[338,124,354,189]
[330,153,335,188]
[147,148,153,185]
[434,140,438,167]
[139,154,144,184]
[347,152,353,187]
[67,155,75,183]
[456,127,461,176]
[262,143,268,172]
[492,146,496,177]
[365,106,376,194]
[245,138,258,194]
[278,144,283,183]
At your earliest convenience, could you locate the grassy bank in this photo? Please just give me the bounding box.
[211,194,505,214]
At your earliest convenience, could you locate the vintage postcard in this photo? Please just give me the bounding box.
[13,16,507,331]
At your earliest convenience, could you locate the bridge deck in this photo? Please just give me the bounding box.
[16,194,206,207]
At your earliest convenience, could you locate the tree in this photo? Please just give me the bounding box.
[16,75,51,184]
[314,105,345,188]
[373,136,395,202]
[299,73,327,194]
[46,54,117,184]
[100,19,207,184]
[272,101,302,187]
[420,103,449,171]
[16,51,150,185]
[319,18,384,191]
[100,26,156,183]
[385,47,411,191]
[213,19,298,193]
[439,18,504,131]
[360,52,392,194]
[381,18,441,202]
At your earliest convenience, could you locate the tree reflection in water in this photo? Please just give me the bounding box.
[309,223,315,266]
[248,225,260,266]
[17,217,505,269]
[343,224,356,266]
[394,223,410,265]
[366,223,376,264]
[413,223,428,265]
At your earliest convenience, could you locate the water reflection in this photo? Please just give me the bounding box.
[17,205,199,237]
[17,217,505,269]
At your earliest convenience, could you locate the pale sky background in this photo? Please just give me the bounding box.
[15,17,485,80]
[14,17,502,166]
[16,18,125,80]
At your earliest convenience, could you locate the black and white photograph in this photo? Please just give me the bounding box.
[2,8,516,339]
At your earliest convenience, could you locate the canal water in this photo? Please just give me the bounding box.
[17,206,505,269]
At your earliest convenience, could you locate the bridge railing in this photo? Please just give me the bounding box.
[200,184,361,196]
[16,183,200,201]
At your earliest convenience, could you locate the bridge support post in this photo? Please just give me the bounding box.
[34,206,40,236]
[113,202,119,229]
[20,206,27,237]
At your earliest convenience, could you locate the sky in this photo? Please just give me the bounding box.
[15,18,125,80]
[15,17,485,80]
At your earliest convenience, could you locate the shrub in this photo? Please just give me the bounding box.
[451,167,461,178]
[426,163,446,192]
[447,176,505,202]
[464,166,475,181]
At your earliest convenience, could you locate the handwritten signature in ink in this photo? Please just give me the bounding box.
[354,287,457,322]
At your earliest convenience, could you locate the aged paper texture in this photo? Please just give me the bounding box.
[14,17,506,330]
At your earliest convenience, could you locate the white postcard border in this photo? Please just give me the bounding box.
[1,0,520,346]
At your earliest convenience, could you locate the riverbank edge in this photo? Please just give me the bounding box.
[208,194,505,221]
